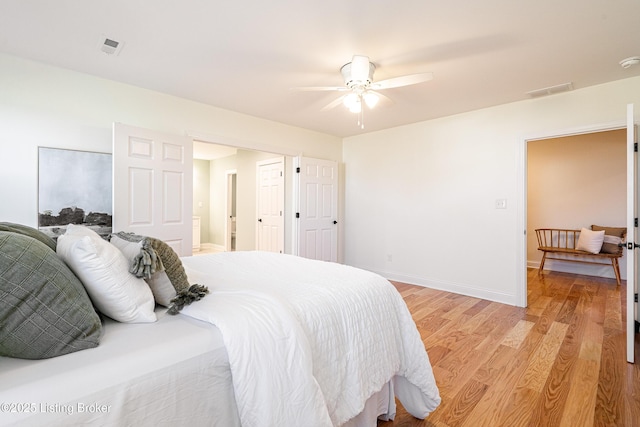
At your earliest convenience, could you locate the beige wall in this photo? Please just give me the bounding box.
[193,159,211,244]
[527,129,626,278]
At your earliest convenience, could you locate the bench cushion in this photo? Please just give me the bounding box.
[591,225,626,254]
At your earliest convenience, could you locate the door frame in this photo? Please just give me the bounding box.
[225,169,237,251]
[517,119,629,308]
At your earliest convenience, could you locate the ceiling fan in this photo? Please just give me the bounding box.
[295,55,433,129]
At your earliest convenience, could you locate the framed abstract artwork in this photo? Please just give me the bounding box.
[38,147,112,239]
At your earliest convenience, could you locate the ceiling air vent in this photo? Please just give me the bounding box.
[526,82,573,98]
[98,36,124,56]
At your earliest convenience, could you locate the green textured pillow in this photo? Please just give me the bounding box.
[0,222,56,252]
[0,231,102,359]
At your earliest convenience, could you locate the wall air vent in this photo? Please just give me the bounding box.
[526,82,573,98]
[98,36,124,56]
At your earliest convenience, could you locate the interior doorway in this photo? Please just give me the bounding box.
[192,140,294,253]
[526,129,626,281]
[226,170,237,251]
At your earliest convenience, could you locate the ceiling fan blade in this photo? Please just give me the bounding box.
[320,95,346,111]
[290,86,348,92]
[371,72,434,90]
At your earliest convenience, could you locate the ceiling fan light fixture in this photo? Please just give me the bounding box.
[299,53,434,130]
[351,55,371,82]
[343,93,361,112]
[341,56,375,88]
[363,91,379,109]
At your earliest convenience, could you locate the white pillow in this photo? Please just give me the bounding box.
[576,227,605,254]
[56,228,157,323]
[110,234,177,306]
[64,223,99,237]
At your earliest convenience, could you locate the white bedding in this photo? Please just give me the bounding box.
[180,251,441,427]
[0,251,440,427]
[0,309,239,427]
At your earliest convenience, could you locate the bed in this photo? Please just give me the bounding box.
[0,223,440,426]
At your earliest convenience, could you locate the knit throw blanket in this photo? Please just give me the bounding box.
[110,232,208,314]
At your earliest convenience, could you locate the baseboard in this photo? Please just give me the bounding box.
[368,268,518,306]
[528,259,621,281]
[193,243,224,253]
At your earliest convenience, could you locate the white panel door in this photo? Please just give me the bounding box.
[298,157,338,262]
[256,158,284,253]
[626,104,637,363]
[113,123,193,256]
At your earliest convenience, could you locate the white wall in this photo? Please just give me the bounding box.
[0,53,342,244]
[3,51,639,305]
[343,76,640,305]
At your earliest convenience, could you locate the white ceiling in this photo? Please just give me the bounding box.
[193,142,237,161]
[1,1,639,138]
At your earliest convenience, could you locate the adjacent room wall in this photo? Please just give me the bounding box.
[527,130,626,279]
[343,76,640,305]
[209,154,238,249]
[193,159,211,246]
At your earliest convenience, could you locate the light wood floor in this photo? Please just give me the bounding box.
[380,269,640,427]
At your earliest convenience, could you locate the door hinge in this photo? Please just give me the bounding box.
[636,218,638,228]
[296,167,300,173]
[635,142,638,152]
[296,212,300,218]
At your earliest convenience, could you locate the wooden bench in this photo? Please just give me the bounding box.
[535,228,624,285]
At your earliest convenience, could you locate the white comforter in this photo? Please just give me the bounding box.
[180,252,440,427]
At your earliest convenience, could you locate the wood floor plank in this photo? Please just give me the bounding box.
[500,319,535,349]
[594,327,626,426]
[519,321,569,393]
[559,358,599,427]
[471,344,517,387]
[379,271,639,427]
[431,379,488,427]
[528,282,593,426]
[496,385,539,427]
[457,301,502,336]
[604,288,623,331]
